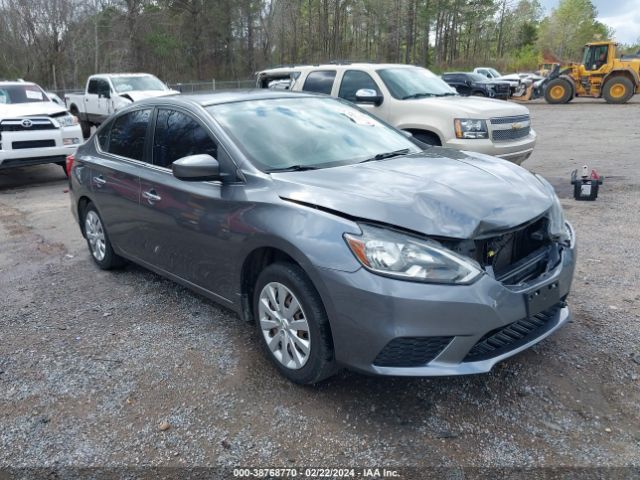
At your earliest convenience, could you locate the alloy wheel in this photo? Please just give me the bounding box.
[85,210,106,261]
[258,282,311,370]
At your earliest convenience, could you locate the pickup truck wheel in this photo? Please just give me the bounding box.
[254,262,337,384]
[80,121,91,139]
[82,203,126,270]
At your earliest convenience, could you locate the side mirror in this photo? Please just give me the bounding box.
[99,91,110,99]
[172,154,222,182]
[354,88,383,106]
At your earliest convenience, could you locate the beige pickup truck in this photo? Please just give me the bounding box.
[256,63,536,165]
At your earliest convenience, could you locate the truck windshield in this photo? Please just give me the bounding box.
[0,84,48,104]
[208,97,421,172]
[377,67,457,99]
[111,75,167,93]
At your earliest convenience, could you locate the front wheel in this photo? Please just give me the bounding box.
[82,203,126,270]
[254,263,336,384]
[544,78,573,104]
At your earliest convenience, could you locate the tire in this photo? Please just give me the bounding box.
[603,76,634,104]
[81,203,126,270]
[412,131,441,146]
[544,78,573,104]
[80,120,91,139]
[56,161,68,177]
[472,91,486,97]
[253,262,337,384]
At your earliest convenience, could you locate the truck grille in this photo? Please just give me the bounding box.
[490,115,530,125]
[492,126,530,141]
[463,303,562,362]
[12,140,56,149]
[373,336,453,367]
[0,118,58,132]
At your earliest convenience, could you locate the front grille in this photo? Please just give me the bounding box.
[0,118,58,132]
[374,336,453,367]
[490,115,530,125]
[492,126,530,141]
[463,303,562,362]
[12,140,56,149]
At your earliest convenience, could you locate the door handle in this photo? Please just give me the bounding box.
[142,190,162,204]
[93,175,106,187]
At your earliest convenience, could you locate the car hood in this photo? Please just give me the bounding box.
[117,90,179,102]
[411,95,529,118]
[272,149,553,239]
[0,101,67,119]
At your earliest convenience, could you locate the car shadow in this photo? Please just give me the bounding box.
[0,164,68,190]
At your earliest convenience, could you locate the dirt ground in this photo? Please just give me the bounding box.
[1,97,639,475]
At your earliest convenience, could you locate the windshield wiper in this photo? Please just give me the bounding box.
[267,164,319,173]
[435,92,458,97]
[401,93,434,100]
[360,148,411,163]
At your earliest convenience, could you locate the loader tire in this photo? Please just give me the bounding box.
[544,78,573,104]
[603,76,634,104]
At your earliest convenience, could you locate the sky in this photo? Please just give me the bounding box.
[540,0,640,45]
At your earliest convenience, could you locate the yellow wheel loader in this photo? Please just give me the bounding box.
[542,41,640,104]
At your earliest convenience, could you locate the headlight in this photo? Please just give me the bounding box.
[58,114,78,127]
[344,224,483,284]
[536,175,570,245]
[454,118,488,139]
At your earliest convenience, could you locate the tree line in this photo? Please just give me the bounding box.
[0,0,631,91]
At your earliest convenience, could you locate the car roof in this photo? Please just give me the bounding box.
[133,89,320,108]
[93,73,157,78]
[258,63,421,75]
[0,81,38,86]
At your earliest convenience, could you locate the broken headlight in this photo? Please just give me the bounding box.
[454,118,488,139]
[344,224,483,284]
[536,175,571,245]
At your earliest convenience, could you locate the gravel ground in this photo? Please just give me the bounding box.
[0,97,639,475]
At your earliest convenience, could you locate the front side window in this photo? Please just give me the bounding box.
[111,75,167,93]
[107,109,152,161]
[338,70,381,102]
[302,70,337,95]
[208,97,421,172]
[153,109,218,168]
[377,67,457,99]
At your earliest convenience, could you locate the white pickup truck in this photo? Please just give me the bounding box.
[65,73,178,138]
[0,81,83,175]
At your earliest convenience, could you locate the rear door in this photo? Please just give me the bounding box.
[136,107,240,302]
[89,108,151,257]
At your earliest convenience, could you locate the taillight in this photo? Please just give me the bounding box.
[65,154,75,176]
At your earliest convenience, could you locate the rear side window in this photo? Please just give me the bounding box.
[302,70,336,95]
[338,70,380,102]
[107,109,151,161]
[153,109,218,168]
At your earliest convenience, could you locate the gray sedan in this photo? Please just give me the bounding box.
[68,90,575,384]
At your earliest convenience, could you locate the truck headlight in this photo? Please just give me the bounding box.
[454,118,488,139]
[58,114,79,127]
[344,224,483,284]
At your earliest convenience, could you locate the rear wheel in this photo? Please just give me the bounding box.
[603,76,634,104]
[80,120,91,139]
[544,78,573,104]
[253,262,336,384]
[82,203,126,270]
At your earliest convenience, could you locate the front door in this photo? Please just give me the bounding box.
[337,69,387,117]
[136,107,241,302]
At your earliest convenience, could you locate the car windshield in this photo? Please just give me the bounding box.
[377,67,457,99]
[0,84,48,104]
[208,97,421,171]
[111,75,167,93]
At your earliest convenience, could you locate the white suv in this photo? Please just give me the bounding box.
[257,63,536,165]
[0,81,83,174]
